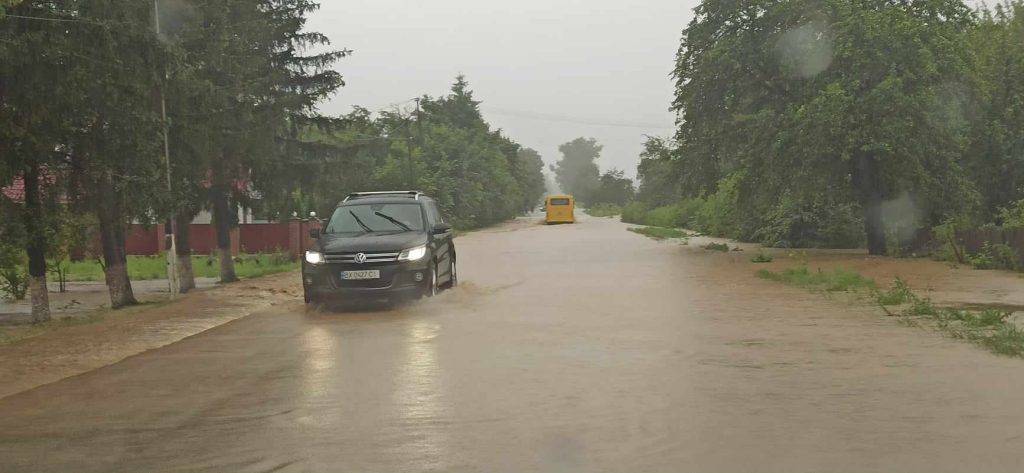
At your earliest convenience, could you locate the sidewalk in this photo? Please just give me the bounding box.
[0,271,301,399]
[0,278,219,324]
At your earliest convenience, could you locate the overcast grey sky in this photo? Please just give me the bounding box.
[307,0,702,178]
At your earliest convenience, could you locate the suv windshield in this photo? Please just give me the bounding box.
[325,203,425,234]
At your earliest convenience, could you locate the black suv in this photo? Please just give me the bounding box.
[302,191,457,304]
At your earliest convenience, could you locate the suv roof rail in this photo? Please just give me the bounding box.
[342,190,424,203]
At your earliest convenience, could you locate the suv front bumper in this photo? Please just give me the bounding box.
[302,259,430,302]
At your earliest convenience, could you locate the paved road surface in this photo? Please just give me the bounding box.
[2,215,1023,472]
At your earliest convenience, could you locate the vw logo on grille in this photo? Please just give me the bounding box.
[354,253,368,264]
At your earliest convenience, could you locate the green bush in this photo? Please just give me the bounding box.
[998,199,1024,229]
[585,203,622,217]
[750,251,774,263]
[755,196,864,249]
[621,199,706,229]
[626,172,861,249]
[620,202,649,224]
[876,277,914,306]
[968,242,1020,271]
[0,243,28,301]
[645,204,687,228]
[0,267,29,301]
[702,242,730,252]
[693,177,740,238]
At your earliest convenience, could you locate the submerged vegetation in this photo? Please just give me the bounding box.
[760,265,1024,358]
[702,242,731,252]
[756,266,876,293]
[628,226,688,241]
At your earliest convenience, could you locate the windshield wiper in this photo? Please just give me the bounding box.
[374,211,412,231]
[349,211,374,233]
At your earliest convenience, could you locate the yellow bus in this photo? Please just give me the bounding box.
[545,195,575,224]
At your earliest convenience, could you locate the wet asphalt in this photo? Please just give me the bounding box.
[2,215,1024,473]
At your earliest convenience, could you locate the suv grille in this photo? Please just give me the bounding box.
[324,251,400,264]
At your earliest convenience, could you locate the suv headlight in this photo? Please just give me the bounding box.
[398,245,427,262]
[305,250,325,265]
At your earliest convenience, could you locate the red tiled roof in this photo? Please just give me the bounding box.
[1,179,24,201]
[1,171,61,203]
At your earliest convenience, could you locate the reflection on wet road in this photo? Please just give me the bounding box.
[2,215,1024,472]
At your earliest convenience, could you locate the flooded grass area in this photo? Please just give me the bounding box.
[758,264,1024,358]
[757,266,876,292]
[702,242,732,252]
[625,218,1024,359]
[889,289,1024,358]
[0,302,166,346]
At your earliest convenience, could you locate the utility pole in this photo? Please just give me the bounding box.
[406,100,419,188]
[154,0,180,296]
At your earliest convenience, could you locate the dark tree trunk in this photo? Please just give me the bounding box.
[22,165,50,323]
[174,210,195,292]
[854,152,887,255]
[96,179,137,309]
[210,183,238,283]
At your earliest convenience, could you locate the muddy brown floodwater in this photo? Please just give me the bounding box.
[1,215,1023,472]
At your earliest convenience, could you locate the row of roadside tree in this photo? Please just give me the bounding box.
[629,0,1024,257]
[0,1,545,323]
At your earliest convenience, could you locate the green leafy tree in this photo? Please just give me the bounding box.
[0,1,81,320]
[663,0,976,253]
[963,1,1024,220]
[168,0,345,283]
[514,147,547,211]
[290,76,545,229]
[553,137,602,204]
[590,169,634,206]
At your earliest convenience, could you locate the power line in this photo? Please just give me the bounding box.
[3,13,113,26]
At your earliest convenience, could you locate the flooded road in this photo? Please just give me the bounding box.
[2,215,1023,472]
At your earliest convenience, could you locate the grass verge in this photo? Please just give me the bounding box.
[59,253,298,282]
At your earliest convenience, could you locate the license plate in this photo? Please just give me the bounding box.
[341,270,380,280]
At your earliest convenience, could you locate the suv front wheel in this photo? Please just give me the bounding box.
[442,257,457,289]
[424,264,438,298]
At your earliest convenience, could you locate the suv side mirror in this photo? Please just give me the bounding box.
[432,223,451,235]
[308,228,321,239]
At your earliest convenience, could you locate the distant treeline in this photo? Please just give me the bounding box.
[631,0,1024,255]
[289,76,547,231]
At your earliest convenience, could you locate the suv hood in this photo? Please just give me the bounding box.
[318,232,427,253]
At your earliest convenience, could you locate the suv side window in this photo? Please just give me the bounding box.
[434,203,446,224]
[424,201,439,227]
